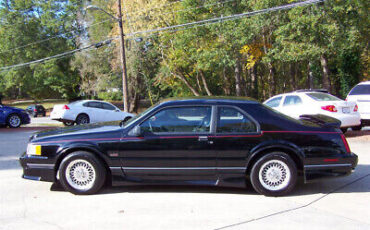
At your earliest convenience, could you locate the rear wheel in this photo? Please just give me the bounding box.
[63,121,74,126]
[59,151,106,195]
[76,114,90,125]
[7,114,21,128]
[341,128,348,133]
[250,152,297,196]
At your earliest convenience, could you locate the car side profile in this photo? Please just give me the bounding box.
[346,81,370,130]
[263,90,361,133]
[50,100,134,126]
[20,98,358,196]
[0,104,30,128]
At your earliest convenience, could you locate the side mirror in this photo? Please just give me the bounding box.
[128,125,142,137]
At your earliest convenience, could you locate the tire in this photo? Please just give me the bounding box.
[33,113,37,118]
[63,121,74,126]
[352,126,362,131]
[341,128,348,133]
[122,116,132,123]
[43,113,46,117]
[76,114,90,125]
[59,151,106,195]
[250,152,297,196]
[7,114,21,128]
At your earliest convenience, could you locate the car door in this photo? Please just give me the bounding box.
[84,101,105,123]
[212,106,261,186]
[118,105,218,184]
[101,102,122,122]
[280,95,305,119]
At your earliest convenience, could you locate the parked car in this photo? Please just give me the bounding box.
[0,105,30,128]
[263,90,361,133]
[50,100,134,126]
[20,97,357,196]
[26,104,46,117]
[346,81,370,130]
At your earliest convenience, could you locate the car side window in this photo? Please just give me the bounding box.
[265,97,282,108]
[140,106,212,133]
[101,102,116,111]
[283,96,302,106]
[88,102,102,109]
[217,107,257,133]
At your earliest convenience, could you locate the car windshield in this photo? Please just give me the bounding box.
[122,103,159,128]
[349,84,370,95]
[306,92,341,101]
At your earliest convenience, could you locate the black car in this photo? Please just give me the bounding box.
[20,97,358,196]
[26,105,46,117]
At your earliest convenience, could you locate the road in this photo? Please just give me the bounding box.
[0,127,369,230]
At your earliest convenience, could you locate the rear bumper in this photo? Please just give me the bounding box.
[304,153,358,183]
[336,114,361,128]
[19,153,56,182]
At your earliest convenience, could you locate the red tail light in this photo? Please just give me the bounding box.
[321,105,337,112]
[354,104,358,112]
[62,105,70,110]
[340,134,351,154]
[33,109,37,112]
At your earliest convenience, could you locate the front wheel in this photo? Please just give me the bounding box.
[7,114,21,128]
[59,151,106,195]
[250,152,297,196]
[352,125,362,131]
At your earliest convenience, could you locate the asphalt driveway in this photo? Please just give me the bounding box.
[0,128,369,230]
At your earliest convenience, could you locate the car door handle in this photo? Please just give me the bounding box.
[198,136,208,141]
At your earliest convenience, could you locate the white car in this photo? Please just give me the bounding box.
[346,81,370,130]
[263,90,361,132]
[51,100,134,126]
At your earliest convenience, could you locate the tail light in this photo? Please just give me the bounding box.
[33,109,37,112]
[354,104,358,112]
[321,105,337,112]
[62,105,70,110]
[340,134,351,154]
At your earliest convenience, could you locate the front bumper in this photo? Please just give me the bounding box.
[304,153,358,183]
[19,152,56,182]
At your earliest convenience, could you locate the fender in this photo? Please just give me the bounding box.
[56,142,111,167]
[247,140,305,168]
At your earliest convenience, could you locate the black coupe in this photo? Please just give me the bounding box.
[20,97,358,196]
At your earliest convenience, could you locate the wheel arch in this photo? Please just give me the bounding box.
[55,145,111,183]
[76,112,89,120]
[246,144,304,176]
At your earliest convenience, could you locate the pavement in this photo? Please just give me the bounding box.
[0,128,369,230]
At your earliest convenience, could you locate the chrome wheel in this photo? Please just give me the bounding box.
[8,115,21,128]
[65,159,96,191]
[258,160,291,191]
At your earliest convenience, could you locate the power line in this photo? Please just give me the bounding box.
[1,0,324,73]
[0,37,117,73]
[128,0,324,37]
[0,18,114,54]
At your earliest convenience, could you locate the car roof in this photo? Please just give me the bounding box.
[358,81,370,85]
[158,97,259,106]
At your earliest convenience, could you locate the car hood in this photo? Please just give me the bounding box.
[1,105,24,112]
[30,121,123,142]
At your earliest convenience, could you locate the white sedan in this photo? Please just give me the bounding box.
[346,81,370,130]
[50,100,134,126]
[263,90,361,133]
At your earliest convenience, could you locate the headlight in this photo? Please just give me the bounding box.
[27,144,42,156]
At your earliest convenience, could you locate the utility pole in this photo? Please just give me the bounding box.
[117,0,129,112]
[85,3,129,112]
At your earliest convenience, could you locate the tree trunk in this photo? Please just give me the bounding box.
[172,71,200,96]
[235,57,242,96]
[289,63,297,91]
[251,65,258,99]
[223,67,230,95]
[199,70,212,96]
[320,54,331,92]
[195,71,202,93]
[267,62,276,97]
[308,61,314,89]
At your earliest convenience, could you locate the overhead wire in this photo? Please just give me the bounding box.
[0,0,325,73]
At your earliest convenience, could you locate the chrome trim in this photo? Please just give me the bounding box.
[122,167,246,170]
[109,167,122,170]
[27,163,54,169]
[25,155,48,159]
[304,163,352,169]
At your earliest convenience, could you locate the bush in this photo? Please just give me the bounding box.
[98,91,123,101]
